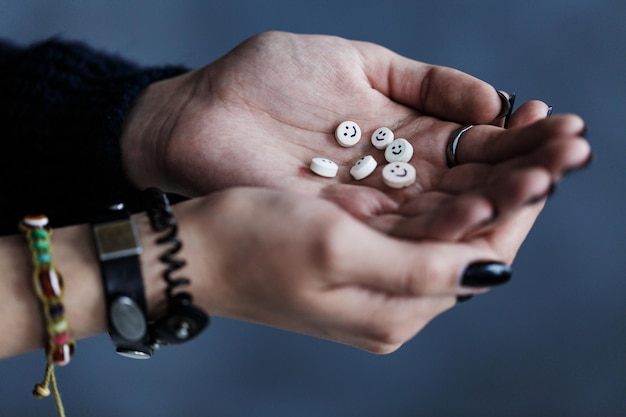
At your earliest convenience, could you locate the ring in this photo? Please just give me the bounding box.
[446,125,474,167]
[496,90,516,128]
[495,90,512,119]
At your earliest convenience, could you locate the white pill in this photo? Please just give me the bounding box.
[310,157,339,178]
[349,155,378,180]
[382,162,416,189]
[371,127,394,150]
[384,138,413,163]
[335,121,362,147]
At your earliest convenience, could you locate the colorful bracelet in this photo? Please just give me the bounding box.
[20,214,75,364]
[19,214,74,417]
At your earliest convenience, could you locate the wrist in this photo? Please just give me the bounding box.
[120,72,195,194]
[0,224,107,359]
[0,198,212,360]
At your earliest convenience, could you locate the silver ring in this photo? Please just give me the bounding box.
[446,125,474,167]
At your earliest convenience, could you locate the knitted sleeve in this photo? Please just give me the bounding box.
[0,38,189,235]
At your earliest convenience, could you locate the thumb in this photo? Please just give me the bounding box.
[356,41,506,124]
[339,226,512,297]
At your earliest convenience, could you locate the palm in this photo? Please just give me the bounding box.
[159,32,588,252]
[169,32,463,196]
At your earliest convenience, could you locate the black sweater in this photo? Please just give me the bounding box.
[0,38,189,236]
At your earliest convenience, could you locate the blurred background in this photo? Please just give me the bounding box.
[0,0,624,416]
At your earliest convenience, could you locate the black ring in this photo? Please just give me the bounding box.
[446,125,474,168]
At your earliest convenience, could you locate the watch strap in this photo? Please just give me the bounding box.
[91,205,153,358]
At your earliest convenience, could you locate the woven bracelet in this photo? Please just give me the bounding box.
[19,214,74,417]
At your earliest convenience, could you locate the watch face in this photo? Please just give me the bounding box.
[110,295,147,342]
[93,219,142,261]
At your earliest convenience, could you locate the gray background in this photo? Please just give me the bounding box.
[0,1,624,416]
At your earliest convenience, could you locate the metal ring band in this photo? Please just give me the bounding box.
[446,124,474,168]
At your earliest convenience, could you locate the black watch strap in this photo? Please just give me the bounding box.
[91,204,153,359]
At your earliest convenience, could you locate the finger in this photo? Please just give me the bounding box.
[444,162,553,208]
[463,202,544,260]
[319,183,399,220]
[507,100,552,128]
[339,224,511,297]
[488,90,515,127]
[390,193,495,241]
[441,140,590,213]
[357,42,507,124]
[506,136,592,179]
[451,114,586,165]
[318,290,456,354]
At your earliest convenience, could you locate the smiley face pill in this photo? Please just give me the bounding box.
[371,127,394,150]
[335,121,362,147]
[349,155,378,180]
[382,162,416,188]
[384,138,414,163]
[310,157,339,178]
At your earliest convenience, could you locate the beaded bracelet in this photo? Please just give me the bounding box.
[19,214,74,417]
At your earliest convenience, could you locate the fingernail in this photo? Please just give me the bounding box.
[546,106,553,118]
[456,295,474,304]
[525,182,557,205]
[461,261,512,288]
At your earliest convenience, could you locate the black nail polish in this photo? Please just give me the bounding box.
[456,295,474,304]
[546,106,553,118]
[461,261,512,288]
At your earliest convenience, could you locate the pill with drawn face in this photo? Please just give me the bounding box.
[310,157,339,178]
[349,155,377,180]
[384,138,413,163]
[371,127,394,150]
[382,162,416,188]
[335,121,362,147]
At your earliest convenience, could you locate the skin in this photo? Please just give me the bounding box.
[0,31,591,359]
[121,32,589,239]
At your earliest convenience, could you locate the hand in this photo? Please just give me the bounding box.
[122,30,509,196]
[176,187,513,354]
[121,31,590,243]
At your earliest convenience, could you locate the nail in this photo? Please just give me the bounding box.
[456,295,474,304]
[525,182,557,205]
[546,105,553,118]
[461,261,512,288]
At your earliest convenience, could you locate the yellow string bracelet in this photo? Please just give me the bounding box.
[20,214,75,417]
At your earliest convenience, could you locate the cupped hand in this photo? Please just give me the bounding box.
[175,187,512,354]
[122,31,590,246]
[122,30,509,196]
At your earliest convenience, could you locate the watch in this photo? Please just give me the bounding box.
[91,203,153,359]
